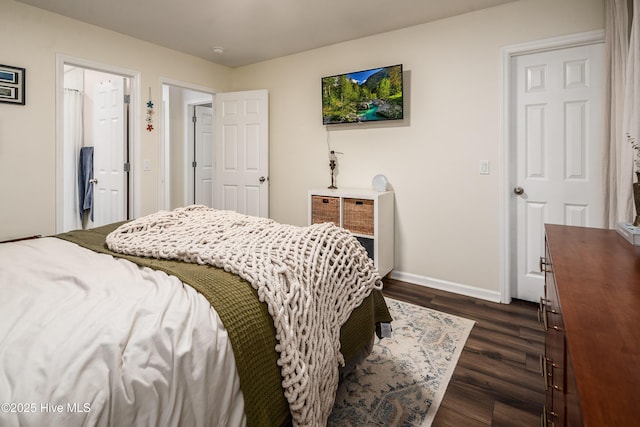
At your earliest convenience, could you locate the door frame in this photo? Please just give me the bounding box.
[499,30,605,303]
[55,54,141,233]
[189,103,214,206]
[158,78,219,210]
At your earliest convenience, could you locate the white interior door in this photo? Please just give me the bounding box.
[93,78,126,226]
[194,105,214,207]
[513,43,605,301]
[215,89,269,217]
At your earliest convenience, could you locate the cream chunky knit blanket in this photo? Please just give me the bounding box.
[105,205,382,426]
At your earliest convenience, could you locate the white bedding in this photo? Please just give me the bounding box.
[106,205,383,426]
[0,237,246,427]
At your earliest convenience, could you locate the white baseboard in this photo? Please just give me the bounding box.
[388,270,502,303]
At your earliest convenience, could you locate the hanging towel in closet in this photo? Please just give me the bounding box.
[78,146,94,221]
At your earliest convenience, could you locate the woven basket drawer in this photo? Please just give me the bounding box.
[343,198,374,235]
[311,196,340,224]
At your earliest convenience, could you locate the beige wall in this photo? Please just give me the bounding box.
[0,0,232,240]
[231,0,605,298]
[0,0,604,298]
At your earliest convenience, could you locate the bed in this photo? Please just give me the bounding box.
[0,206,391,427]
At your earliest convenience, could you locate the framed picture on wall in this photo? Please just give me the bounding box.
[0,64,25,105]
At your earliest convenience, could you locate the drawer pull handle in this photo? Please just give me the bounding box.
[539,354,544,376]
[542,356,560,391]
[539,256,552,273]
[355,201,364,205]
[539,298,562,330]
[541,406,558,427]
[322,199,329,203]
[543,357,553,390]
[539,297,549,312]
[538,297,548,324]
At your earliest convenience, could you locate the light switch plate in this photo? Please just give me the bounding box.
[480,160,490,175]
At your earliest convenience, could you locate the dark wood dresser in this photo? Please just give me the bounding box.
[542,224,640,426]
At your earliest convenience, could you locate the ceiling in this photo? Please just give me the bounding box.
[17,0,519,68]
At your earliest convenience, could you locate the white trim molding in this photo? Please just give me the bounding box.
[389,270,502,303]
[498,30,605,303]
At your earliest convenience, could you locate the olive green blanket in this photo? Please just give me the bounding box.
[56,223,392,426]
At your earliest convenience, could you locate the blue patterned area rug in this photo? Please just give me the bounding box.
[328,297,475,426]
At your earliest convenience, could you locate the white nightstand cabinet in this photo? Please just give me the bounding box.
[308,188,394,277]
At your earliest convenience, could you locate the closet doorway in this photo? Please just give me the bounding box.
[56,56,139,233]
[161,83,214,209]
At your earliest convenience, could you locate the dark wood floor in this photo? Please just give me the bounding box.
[382,278,545,427]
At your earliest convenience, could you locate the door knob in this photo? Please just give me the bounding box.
[89,178,98,185]
[259,176,267,183]
[513,186,524,195]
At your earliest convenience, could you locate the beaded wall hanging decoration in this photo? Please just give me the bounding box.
[146,87,154,131]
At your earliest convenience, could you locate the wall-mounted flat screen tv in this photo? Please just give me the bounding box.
[322,64,403,125]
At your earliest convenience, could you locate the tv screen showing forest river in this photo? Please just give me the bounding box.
[322,64,403,125]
